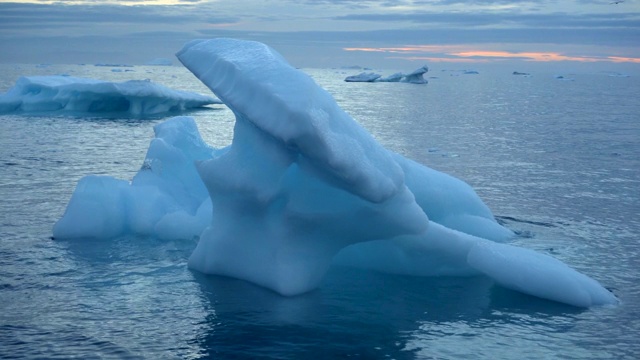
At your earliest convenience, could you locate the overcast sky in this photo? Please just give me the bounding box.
[0,0,638,70]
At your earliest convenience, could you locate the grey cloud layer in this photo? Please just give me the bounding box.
[0,1,637,65]
[334,11,640,29]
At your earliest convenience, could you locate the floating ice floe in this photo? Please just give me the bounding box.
[54,38,617,307]
[402,65,429,84]
[344,65,429,84]
[95,63,133,67]
[513,71,531,76]
[0,75,221,118]
[344,72,382,82]
[555,75,575,81]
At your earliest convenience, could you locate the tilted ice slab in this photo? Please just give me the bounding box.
[0,75,220,118]
[54,38,617,307]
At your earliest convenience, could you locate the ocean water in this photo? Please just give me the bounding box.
[1,64,639,359]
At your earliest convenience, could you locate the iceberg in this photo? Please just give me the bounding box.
[0,76,221,118]
[555,75,574,81]
[54,38,617,307]
[344,72,381,82]
[344,66,428,84]
[401,65,429,84]
[146,58,173,66]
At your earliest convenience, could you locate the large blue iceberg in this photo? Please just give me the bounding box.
[0,75,221,118]
[53,38,617,307]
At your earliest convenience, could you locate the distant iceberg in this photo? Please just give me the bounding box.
[377,72,404,82]
[344,72,381,82]
[606,72,630,78]
[555,75,574,81]
[344,65,429,84]
[54,38,617,307]
[401,65,429,84]
[0,75,221,118]
[94,63,133,67]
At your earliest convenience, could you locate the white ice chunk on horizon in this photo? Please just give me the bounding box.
[0,75,221,118]
[53,38,617,307]
[344,65,428,84]
[401,65,429,84]
[344,72,382,82]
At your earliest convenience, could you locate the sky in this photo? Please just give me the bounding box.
[0,0,639,71]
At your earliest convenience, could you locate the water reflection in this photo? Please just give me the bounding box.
[191,266,582,358]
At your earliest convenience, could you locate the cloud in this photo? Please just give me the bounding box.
[333,11,640,29]
[0,0,638,68]
[0,3,197,28]
[344,45,640,63]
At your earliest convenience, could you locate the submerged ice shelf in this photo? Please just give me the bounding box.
[54,38,617,307]
[0,75,221,118]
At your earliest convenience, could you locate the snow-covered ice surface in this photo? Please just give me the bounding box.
[0,75,220,118]
[53,38,617,307]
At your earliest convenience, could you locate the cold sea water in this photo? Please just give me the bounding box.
[0,63,639,359]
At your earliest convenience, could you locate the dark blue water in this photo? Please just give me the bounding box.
[1,64,639,359]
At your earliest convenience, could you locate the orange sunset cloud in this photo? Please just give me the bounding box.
[344,46,640,64]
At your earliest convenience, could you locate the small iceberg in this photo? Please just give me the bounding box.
[402,65,429,84]
[94,63,133,67]
[555,75,574,81]
[345,65,429,84]
[345,72,381,82]
[605,72,630,78]
[0,75,221,118]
